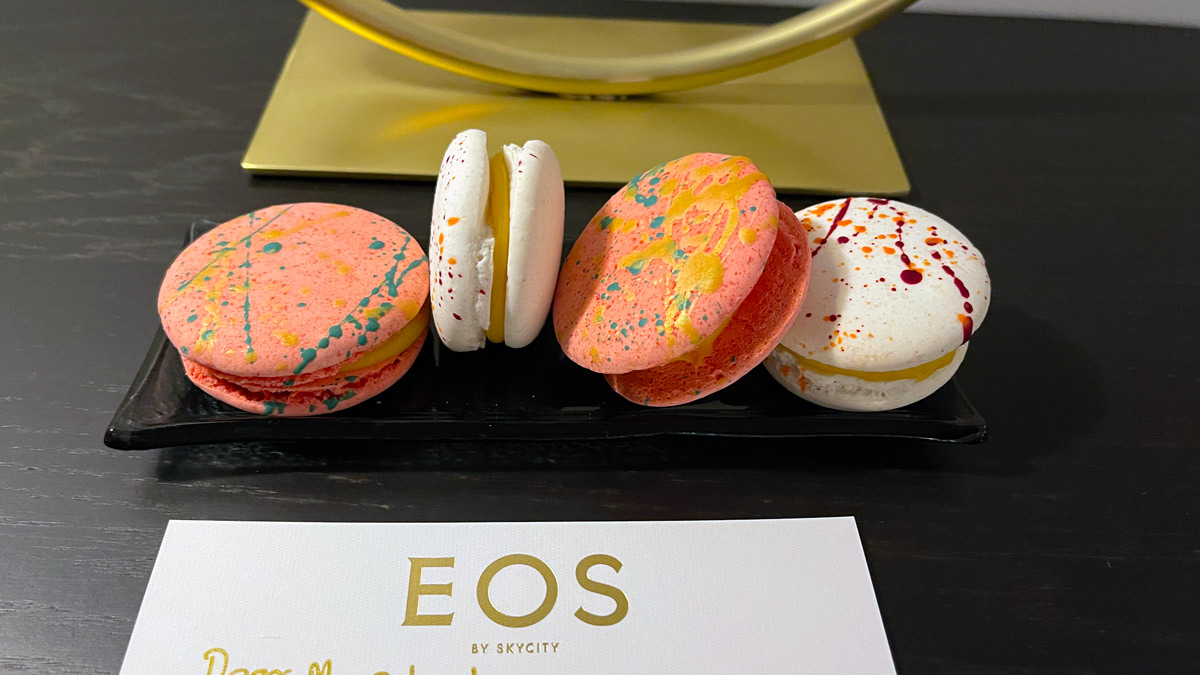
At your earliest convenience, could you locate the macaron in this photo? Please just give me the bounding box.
[157,202,430,416]
[554,153,811,406]
[429,129,564,351]
[765,198,991,411]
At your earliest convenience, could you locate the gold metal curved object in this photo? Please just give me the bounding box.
[297,0,918,96]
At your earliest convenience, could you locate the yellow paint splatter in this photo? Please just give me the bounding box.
[676,252,723,295]
[739,228,757,244]
[398,298,422,319]
[271,330,299,347]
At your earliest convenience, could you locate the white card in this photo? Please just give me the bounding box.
[120,518,895,674]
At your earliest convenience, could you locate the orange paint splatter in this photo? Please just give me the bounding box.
[862,246,873,253]
[882,246,896,255]
[447,217,459,226]
[925,237,944,245]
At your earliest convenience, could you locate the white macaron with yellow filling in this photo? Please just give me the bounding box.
[765,198,991,411]
[429,129,564,351]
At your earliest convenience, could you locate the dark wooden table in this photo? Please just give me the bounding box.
[1,1,1198,672]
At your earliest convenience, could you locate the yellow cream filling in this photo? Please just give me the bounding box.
[484,151,511,344]
[777,344,957,383]
[339,302,430,373]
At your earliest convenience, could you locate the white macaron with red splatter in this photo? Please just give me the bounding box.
[429,129,564,351]
[765,198,991,411]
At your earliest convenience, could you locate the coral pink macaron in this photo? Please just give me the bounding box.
[553,153,811,406]
[157,203,430,416]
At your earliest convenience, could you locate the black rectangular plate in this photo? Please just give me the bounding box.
[104,224,986,450]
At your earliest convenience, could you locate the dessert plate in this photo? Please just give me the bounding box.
[104,224,986,449]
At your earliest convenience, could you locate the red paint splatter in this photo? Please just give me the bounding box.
[941,265,970,298]
[811,198,853,258]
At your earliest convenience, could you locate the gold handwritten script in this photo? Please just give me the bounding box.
[204,647,290,675]
[204,650,482,675]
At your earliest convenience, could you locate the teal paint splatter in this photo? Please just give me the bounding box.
[180,346,189,354]
[200,329,215,340]
[186,314,198,323]
[175,205,294,292]
[329,325,343,339]
[298,302,306,307]
[293,235,426,375]
[599,216,615,230]
[368,240,385,250]
[282,379,295,387]
[638,318,648,327]
[241,239,253,356]
[607,282,621,292]
[626,259,647,275]
[649,216,664,229]
[263,401,286,415]
[262,242,282,254]
[322,390,357,411]
[344,376,357,383]
[357,334,368,346]
[635,192,657,207]
[296,348,317,372]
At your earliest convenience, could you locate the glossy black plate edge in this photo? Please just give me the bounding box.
[104,330,173,450]
[103,330,987,450]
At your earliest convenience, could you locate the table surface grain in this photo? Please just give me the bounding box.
[1,1,1198,673]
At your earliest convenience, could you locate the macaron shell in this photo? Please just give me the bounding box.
[158,203,428,378]
[605,202,810,406]
[765,343,968,411]
[781,198,990,372]
[183,330,427,416]
[554,153,778,374]
[430,129,493,352]
[503,140,565,348]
